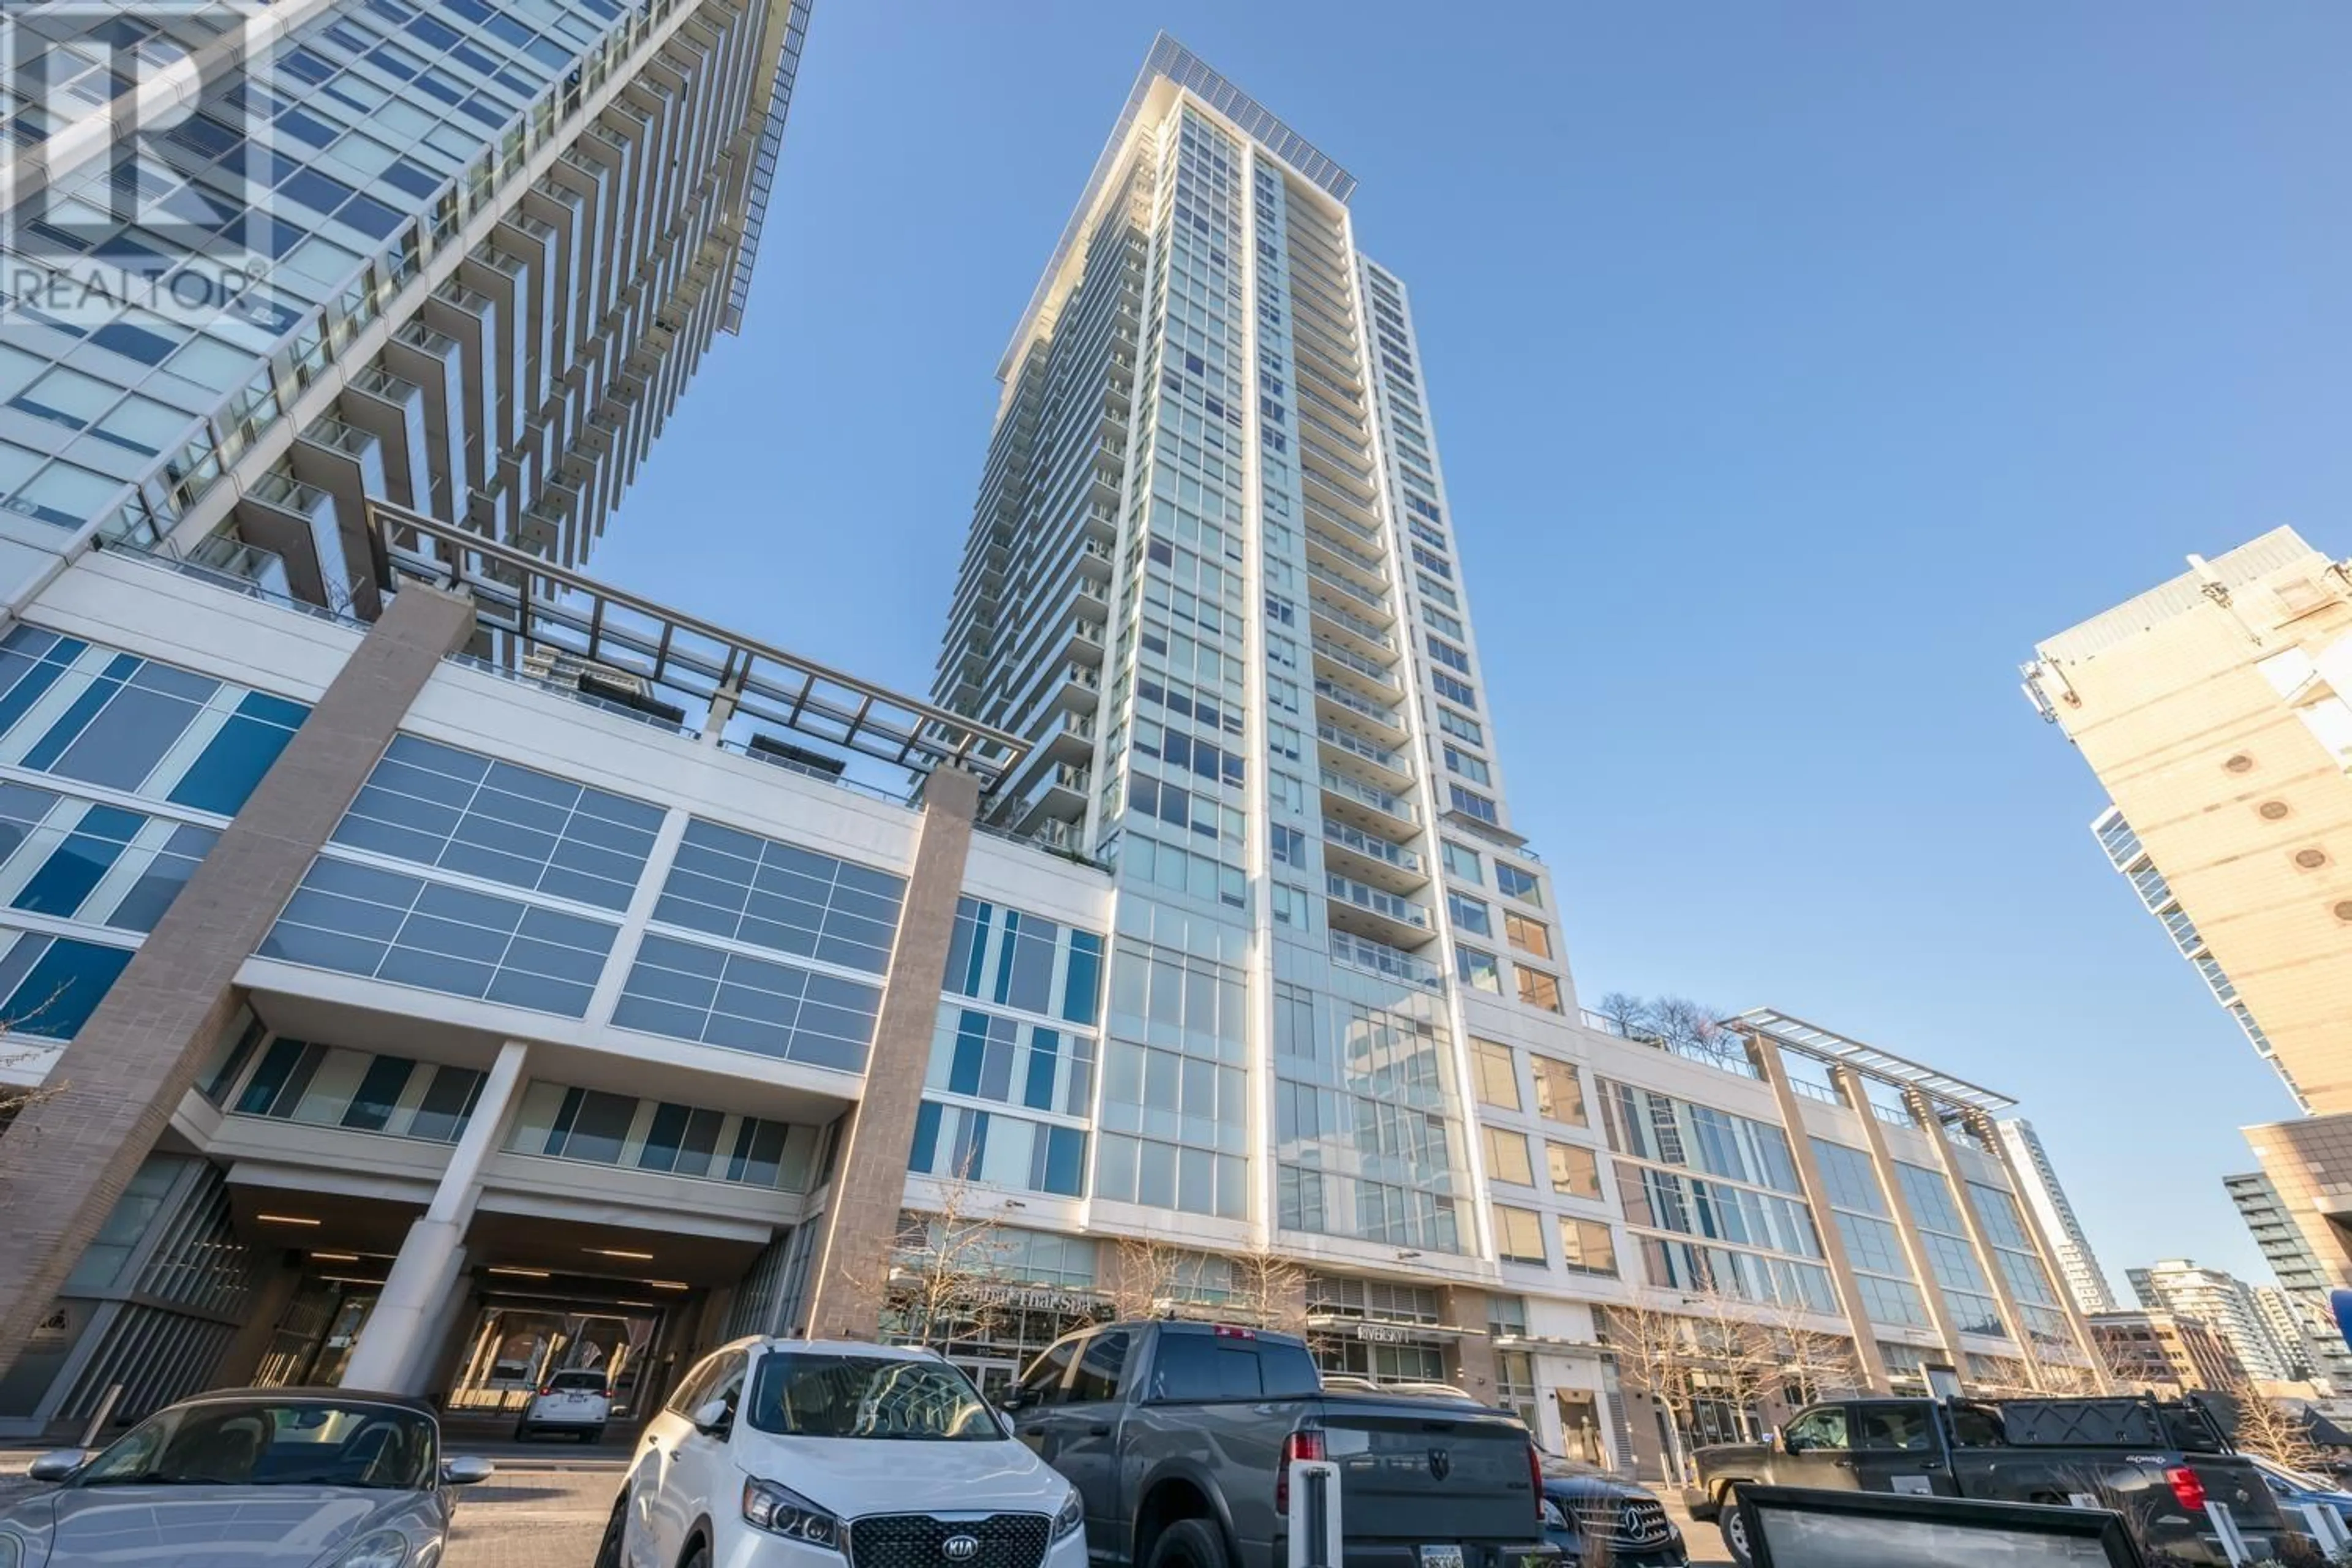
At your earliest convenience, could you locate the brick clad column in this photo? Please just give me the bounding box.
[797,767,979,1340]
[0,585,477,1375]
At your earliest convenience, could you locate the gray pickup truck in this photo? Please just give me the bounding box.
[1003,1319,1553,1568]
[1691,1393,2302,1567]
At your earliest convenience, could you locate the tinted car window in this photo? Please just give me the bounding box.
[1785,1408,1849,1452]
[1015,1336,1082,1408]
[1148,1333,1320,1400]
[1856,1406,1933,1452]
[667,1353,723,1415]
[549,1370,608,1392]
[1067,1330,1131,1403]
[1257,1341,1320,1398]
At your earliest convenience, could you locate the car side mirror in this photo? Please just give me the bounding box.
[998,1389,1030,1413]
[442,1456,495,1486]
[26,1449,88,1482]
[693,1396,733,1436]
[1782,1434,1806,1455]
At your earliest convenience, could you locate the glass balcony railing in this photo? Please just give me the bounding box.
[1323,817,1422,873]
[1313,638,1400,690]
[1313,679,1403,729]
[1326,873,1429,929]
[1330,929,1443,990]
[1321,767,1415,823]
[1307,560,1392,616]
[1305,523,1389,580]
[1310,595,1395,652]
[1317,722,1404,772]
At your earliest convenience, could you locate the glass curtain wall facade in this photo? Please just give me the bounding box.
[0,0,811,620]
[932,37,1602,1274]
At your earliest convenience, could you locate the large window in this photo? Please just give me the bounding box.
[503,1081,823,1191]
[1515,967,1562,1013]
[0,930,134,1038]
[1471,1039,1520,1110]
[613,932,881,1072]
[1532,1056,1584,1124]
[1503,911,1550,959]
[263,856,617,1017]
[232,1038,482,1142]
[1447,891,1490,937]
[0,785,217,933]
[1547,1141,1602,1199]
[654,818,906,974]
[1483,1126,1534,1186]
[333,735,662,912]
[1494,863,1540,906]
[1455,945,1501,993]
[1494,1204,1547,1264]
[1559,1218,1618,1277]
[0,627,309,814]
[945,899,1106,1027]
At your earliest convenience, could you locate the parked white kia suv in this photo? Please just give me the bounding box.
[595,1338,1085,1568]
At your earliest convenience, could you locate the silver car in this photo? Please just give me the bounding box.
[0,1387,493,1568]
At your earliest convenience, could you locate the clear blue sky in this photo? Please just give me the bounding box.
[594,3,2352,1287]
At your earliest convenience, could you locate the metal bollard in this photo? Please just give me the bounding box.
[78,1384,124,1451]
[1287,1460,1342,1568]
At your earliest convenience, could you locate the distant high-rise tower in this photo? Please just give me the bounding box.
[2130,1257,2304,1384]
[1996,1120,2117,1315]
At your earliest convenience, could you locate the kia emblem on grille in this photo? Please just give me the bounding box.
[1427,1448,1451,1481]
[941,1535,981,1562]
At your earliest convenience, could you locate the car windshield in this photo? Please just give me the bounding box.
[75,1400,437,1490]
[547,1372,608,1392]
[745,1353,1003,1441]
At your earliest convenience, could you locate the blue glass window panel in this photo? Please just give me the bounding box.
[339,1055,415,1133]
[654,818,903,973]
[1042,1127,1087,1196]
[949,1011,986,1096]
[909,1101,943,1173]
[167,692,308,814]
[1025,1030,1060,1111]
[21,654,141,771]
[13,815,140,917]
[5,935,132,1038]
[234,1037,310,1115]
[46,663,219,792]
[0,629,85,739]
[258,924,393,974]
[1063,930,1103,1025]
[944,899,991,997]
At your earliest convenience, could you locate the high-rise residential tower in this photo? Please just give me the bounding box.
[0,0,809,619]
[1996,1118,2117,1314]
[2225,1170,2352,1391]
[2129,1257,2304,1384]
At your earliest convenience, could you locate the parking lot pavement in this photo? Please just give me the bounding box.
[447,1463,622,1568]
[1663,1493,1733,1564]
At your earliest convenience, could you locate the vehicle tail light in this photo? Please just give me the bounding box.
[2166,1466,2207,1513]
[1527,1442,1543,1523]
[1277,1430,1327,1515]
[1214,1325,1258,1340]
[537,1385,554,1398]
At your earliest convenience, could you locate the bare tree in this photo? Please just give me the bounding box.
[1226,1245,1311,1336]
[1600,1301,1709,1481]
[1747,1297,1865,1407]
[2225,1382,2328,1474]
[1595,993,1747,1073]
[1103,1235,1189,1321]
[850,1163,1014,1350]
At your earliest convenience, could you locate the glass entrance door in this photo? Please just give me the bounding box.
[952,1356,1019,1404]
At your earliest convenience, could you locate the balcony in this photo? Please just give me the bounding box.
[1316,720,1412,790]
[1050,662,1101,713]
[1326,872,1431,948]
[1313,637,1400,698]
[1303,491,1384,547]
[1321,766,1416,834]
[1040,709,1096,761]
[1309,595,1394,658]
[1330,929,1444,992]
[1313,678,1407,742]
[1305,526,1390,598]
[1306,561,1392,622]
[234,470,349,613]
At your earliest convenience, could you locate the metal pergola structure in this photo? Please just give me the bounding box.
[368,500,1028,794]
[1730,1008,2016,1116]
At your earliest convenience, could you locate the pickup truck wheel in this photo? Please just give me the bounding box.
[1146,1518,1229,1568]
[1717,1489,1754,1568]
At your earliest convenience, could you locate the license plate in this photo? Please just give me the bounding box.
[1420,1547,1463,1568]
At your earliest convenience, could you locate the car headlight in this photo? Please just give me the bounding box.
[329,1529,411,1568]
[1539,1498,1566,1531]
[742,1477,842,1551]
[1054,1489,1084,1540]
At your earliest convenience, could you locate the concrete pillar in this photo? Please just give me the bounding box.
[797,768,979,1340]
[1744,1034,1892,1393]
[341,1040,527,1392]
[1835,1068,1972,1378]
[1909,1093,2041,1391]
[0,585,477,1377]
[1972,1110,2111,1392]
[1440,1285,1499,1403]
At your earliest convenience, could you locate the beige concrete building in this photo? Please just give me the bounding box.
[2028,528,2352,1309]
[2090,1308,2247,1396]
[2026,527,2352,1112]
